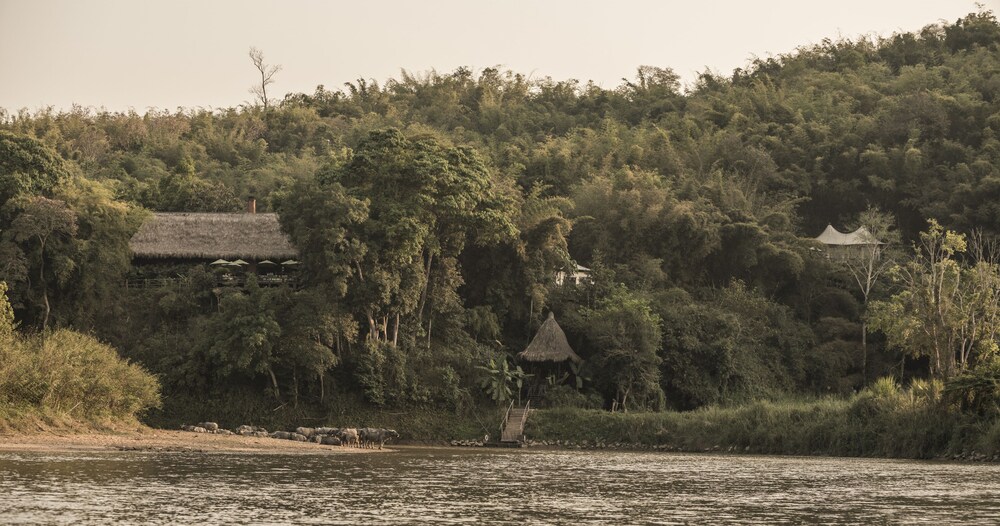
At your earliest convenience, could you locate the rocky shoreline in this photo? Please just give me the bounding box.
[446,437,1000,462]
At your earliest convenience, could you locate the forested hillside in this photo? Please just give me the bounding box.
[2,11,999,419]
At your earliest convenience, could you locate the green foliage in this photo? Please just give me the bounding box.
[528,390,965,459]
[581,286,664,411]
[869,220,1000,378]
[476,356,530,405]
[944,359,1000,416]
[0,282,16,338]
[5,10,1000,426]
[0,130,70,206]
[0,298,161,421]
[543,384,603,409]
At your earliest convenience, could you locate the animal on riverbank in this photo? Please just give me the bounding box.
[235,425,268,436]
[295,427,315,438]
[338,428,359,447]
[360,428,400,449]
[320,435,342,446]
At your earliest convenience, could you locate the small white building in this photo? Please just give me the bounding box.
[555,264,592,286]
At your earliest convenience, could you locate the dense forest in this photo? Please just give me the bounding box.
[3,11,1000,423]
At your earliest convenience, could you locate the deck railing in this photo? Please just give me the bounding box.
[126,274,299,289]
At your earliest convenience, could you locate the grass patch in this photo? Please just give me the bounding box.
[0,328,161,430]
[527,392,980,459]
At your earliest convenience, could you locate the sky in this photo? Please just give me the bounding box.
[0,0,993,112]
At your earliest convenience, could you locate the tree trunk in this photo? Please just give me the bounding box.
[39,236,49,331]
[268,367,281,401]
[861,321,868,385]
[392,313,399,347]
[417,251,434,324]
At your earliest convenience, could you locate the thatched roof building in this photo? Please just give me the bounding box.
[130,212,298,260]
[517,312,582,364]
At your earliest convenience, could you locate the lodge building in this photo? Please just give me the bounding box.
[128,198,300,287]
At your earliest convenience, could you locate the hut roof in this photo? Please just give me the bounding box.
[815,224,882,246]
[130,212,299,260]
[517,312,582,364]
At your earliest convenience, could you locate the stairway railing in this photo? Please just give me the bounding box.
[500,399,515,440]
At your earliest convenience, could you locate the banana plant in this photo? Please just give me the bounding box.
[476,357,532,405]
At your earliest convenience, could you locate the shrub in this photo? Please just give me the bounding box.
[0,316,161,421]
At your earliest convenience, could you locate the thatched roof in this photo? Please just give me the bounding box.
[130,213,298,260]
[815,225,882,246]
[517,312,582,364]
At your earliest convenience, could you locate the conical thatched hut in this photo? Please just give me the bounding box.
[518,312,582,364]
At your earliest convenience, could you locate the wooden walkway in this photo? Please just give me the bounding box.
[501,402,531,443]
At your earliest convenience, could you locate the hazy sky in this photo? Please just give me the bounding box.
[0,0,993,112]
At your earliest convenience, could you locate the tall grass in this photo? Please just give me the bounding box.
[528,378,979,459]
[0,329,161,429]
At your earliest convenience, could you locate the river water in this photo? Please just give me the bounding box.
[1,447,999,524]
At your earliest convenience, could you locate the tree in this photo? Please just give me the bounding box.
[0,131,70,207]
[276,289,357,404]
[583,287,664,411]
[206,280,283,400]
[841,207,900,383]
[249,47,282,110]
[331,129,516,345]
[3,196,78,330]
[869,220,1000,378]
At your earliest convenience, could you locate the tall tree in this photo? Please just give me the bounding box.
[841,207,900,383]
[3,196,78,330]
[869,220,1000,378]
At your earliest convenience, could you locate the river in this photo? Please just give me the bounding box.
[1,447,999,524]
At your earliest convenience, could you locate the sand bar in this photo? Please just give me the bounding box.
[0,429,386,454]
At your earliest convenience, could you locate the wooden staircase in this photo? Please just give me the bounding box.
[501,401,530,443]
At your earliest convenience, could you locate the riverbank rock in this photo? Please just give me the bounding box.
[181,425,207,433]
[449,439,485,447]
[197,422,219,432]
[235,425,268,436]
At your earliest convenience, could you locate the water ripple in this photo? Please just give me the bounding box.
[1,448,999,524]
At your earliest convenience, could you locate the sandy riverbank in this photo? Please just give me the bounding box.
[0,428,387,454]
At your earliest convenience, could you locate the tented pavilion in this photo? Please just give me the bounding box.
[517,312,582,402]
[814,224,883,261]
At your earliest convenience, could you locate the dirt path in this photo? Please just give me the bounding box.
[0,428,386,454]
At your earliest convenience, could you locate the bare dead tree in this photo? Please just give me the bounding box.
[248,47,282,110]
